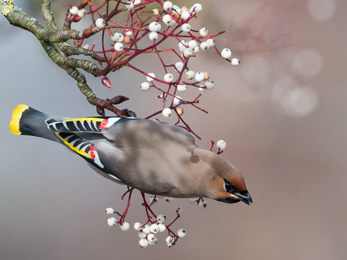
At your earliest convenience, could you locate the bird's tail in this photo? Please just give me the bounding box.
[9,104,66,142]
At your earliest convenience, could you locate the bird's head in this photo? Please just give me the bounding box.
[192,148,252,205]
[215,178,253,205]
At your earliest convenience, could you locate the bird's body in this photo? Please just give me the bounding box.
[9,105,252,204]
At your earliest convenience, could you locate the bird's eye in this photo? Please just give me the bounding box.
[223,179,238,194]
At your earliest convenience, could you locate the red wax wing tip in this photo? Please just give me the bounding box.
[88,145,97,160]
[99,119,108,129]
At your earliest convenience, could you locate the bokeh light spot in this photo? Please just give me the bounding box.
[308,0,336,21]
[272,78,318,117]
[294,49,323,77]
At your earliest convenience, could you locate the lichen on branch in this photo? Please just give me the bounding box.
[0,0,132,116]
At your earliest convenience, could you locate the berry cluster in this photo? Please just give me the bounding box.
[66,0,239,137]
[105,190,207,248]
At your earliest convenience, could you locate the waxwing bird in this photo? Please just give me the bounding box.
[9,105,252,205]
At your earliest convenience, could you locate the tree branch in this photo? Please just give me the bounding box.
[1,0,134,117]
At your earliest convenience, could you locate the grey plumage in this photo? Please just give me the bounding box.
[10,105,252,205]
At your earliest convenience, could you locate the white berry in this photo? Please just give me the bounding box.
[120,222,130,231]
[125,30,133,36]
[162,14,172,25]
[148,239,157,246]
[178,228,187,238]
[164,73,174,82]
[187,198,196,204]
[147,233,156,241]
[157,214,166,224]
[199,86,206,92]
[165,197,174,202]
[183,48,193,57]
[105,207,114,215]
[147,234,157,245]
[167,19,177,27]
[206,38,215,46]
[188,40,198,49]
[140,82,150,91]
[175,206,183,215]
[200,42,209,50]
[178,40,188,52]
[134,222,142,230]
[166,236,177,247]
[149,31,159,41]
[221,48,232,59]
[95,18,106,28]
[172,5,180,13]
[231,58,240,65]
[107,217,117,227]
[195,71,205,82]
[69,6,78,15]
[177,84,187,92]
[162,108,172,117]
[163,1,173,11]
[150,224,160,234]
[205,80,215,90]
[142,225,151,234]
[149,22,161,32]
[166,236,174,244]
[173,96,181,106]
[77,9,86,18]
[199,27,208,36]
[114,42,123,52]
[116,34,124,43]
[216,140,227,150]
[158,223,166,232]
[181,11,190,20]
[126,1,134,9]
[198,200,207,208]
[175,62,184,72]
[190,3,202,13]
[139,238,149,248]
[111,32,121,42]
[138,229,147,239]
[146,72,155,82]
[185,70,195,80]
[181,23,191,32]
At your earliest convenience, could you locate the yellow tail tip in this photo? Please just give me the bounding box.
[9,104,29,135]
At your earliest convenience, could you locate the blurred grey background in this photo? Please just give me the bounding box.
[1,0,346,259]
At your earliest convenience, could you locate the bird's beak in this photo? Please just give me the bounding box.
[216,190,253,205]
[235,190,253,205]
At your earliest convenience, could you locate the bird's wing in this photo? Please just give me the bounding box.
[99,117,197,148]
[45,117,106,134]
[45,117,125,183]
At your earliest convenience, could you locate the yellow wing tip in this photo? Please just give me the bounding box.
[9,104,29,135]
